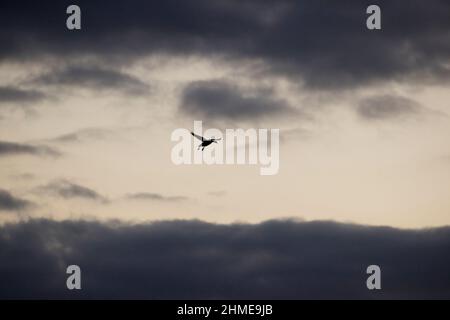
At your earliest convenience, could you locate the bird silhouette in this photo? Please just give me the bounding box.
[191,132,221,151]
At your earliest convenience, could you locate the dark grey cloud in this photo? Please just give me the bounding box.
[1,0,450,90]
[32,65,150,95]
[0,141,60,157]
[0,189,32,211]
[126,192,188,202]
[0,86,46,105]
[357,95,423,120]
[36,180,108,202]
[0,218,450,299]
[181,80,297,121]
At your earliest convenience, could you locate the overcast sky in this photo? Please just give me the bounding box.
[1,0,450,299]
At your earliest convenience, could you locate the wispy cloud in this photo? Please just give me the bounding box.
[48,127,114,144]
[180,80,298,122]
[126,192,189,203]
[36,179,108,203]
[208,190,227,197]
[0,189,32,211]
[0,141,60,157]
[0,86,46,105]
[31,65,150,95]
[357,95,424,121]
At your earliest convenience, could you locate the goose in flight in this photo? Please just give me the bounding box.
[191,132,221,151]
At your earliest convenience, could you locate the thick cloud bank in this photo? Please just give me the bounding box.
[1,0,450,89]
[1,219,449,299]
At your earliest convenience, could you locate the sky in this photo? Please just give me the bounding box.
[1,0,450,299]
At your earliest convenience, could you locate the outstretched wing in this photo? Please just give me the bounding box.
[191,132,204,141]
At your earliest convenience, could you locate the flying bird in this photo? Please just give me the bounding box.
[191,132,221,151]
